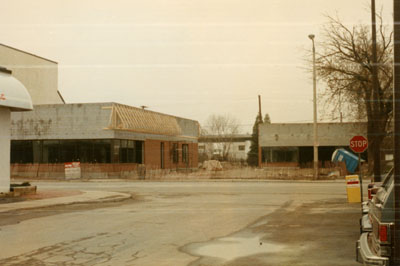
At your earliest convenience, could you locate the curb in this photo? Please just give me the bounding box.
[0,191,131,213]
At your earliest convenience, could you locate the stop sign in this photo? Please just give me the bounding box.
[349,135,368,153]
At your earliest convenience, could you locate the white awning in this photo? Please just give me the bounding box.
[0,71,33,111]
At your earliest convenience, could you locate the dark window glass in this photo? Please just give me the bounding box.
[78,140,94,163]
[120,140,135,163]
[11,139,137,164]
[112,140,120,163]
[42,140,60,163]
[182,144,189,163]
[172,143,179,163]
[32,141,42,163]
[135,141,143,164]
[93,140,111,163]
[59,140,78,162]
[11,140,33,163]
[262,147,298,163]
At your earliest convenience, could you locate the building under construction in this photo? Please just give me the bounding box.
[11,103,199,179]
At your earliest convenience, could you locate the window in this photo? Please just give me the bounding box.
[182,144,189,163]
[11,140,33,163]
[78,140,94,163]
[135,141,143,164]
[93,140,111,163]
[120,140,136,163]
[42,140,60,163]
[59,140,79,162]
[262,147,299,163]
[238,145,245,151]
[10,139,144,164]
[172,143,179,163]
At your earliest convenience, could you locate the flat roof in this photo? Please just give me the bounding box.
[33,102,199,123]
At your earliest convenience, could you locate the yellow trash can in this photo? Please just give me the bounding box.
[346,175,361,203]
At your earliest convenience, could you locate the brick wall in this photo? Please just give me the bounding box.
[144,139,198,170]
[11,163,139,179]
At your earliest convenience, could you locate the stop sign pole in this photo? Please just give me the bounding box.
[350,136,368,203]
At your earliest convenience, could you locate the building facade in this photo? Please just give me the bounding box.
[0,44,63,105]
[259,123,367,167]
[11,103,199,179]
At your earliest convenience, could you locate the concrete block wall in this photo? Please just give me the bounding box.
[11,103,114,140]
[259,122,367,147]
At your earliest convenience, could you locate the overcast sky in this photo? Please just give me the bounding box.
[0,0,393,132]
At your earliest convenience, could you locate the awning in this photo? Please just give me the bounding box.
[0,71,33,111]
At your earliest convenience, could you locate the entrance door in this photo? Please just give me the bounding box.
[160,142,164,169]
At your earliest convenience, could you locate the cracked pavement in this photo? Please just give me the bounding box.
[0,180,361,265]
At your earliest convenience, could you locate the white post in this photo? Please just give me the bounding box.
[0,107,11,193]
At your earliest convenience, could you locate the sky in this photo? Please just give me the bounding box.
[0,0,394,133]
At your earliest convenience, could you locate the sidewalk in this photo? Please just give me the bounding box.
[0,190,131,213]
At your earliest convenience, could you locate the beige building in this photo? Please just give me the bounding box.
[0,44,63,105]
[259,122,367,167]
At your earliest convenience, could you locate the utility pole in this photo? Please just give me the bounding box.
[371,0,381,182]
[393,0,400,263]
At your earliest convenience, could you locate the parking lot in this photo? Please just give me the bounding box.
[0,180,361,265]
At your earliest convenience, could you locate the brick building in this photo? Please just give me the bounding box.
[11,103,199,179]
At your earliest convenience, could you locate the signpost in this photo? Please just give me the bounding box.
[349,135,368,202]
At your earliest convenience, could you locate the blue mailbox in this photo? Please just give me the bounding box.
[331,148,360,174]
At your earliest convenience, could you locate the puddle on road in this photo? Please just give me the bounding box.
[187,235,285,261]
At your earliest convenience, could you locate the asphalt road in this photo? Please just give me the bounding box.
[0,180,361,266]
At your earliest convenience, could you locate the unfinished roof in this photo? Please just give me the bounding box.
[107,103,198,137]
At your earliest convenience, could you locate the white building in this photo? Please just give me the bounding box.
[0,44,64,105]
[0,44,62,192]
[198,134,252,162]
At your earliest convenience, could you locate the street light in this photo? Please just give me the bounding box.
[309,34,319,179]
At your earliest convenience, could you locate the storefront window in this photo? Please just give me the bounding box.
[262,147,299,163]
[11,139,143,164]
[11,140,33,163]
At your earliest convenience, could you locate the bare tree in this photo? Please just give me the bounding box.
[202,114,240,161]
[315,13,393,178]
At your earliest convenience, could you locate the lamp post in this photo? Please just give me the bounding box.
[309,34,319,179]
